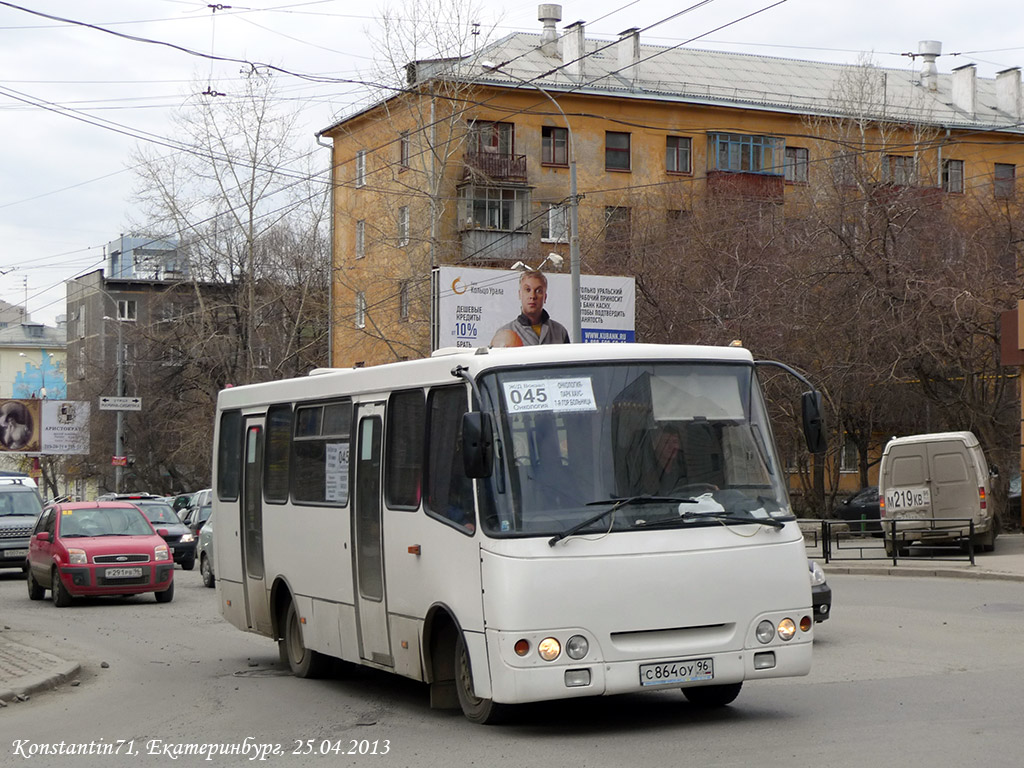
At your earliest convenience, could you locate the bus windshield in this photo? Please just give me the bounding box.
[477,361,790,537]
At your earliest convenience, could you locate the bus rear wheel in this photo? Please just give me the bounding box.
[683,682,742,707]
[279,600,329,679]
[455,633,510,725]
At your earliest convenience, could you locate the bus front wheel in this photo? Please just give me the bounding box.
[683,682,742,707]
[455,633,510,725]
[279,600,330,679]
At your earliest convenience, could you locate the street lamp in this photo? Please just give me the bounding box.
[102,315,126,493]
[18,351,52,398]
[481,61,582,343]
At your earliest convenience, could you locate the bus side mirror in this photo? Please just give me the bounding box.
[462,412,494,479]
[802,391,827,454]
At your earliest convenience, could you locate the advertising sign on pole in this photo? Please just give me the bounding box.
[433,266,635,350]
[0,399,91,455]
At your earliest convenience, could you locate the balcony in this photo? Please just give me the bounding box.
[707,170,784,201]
[463,151,528,183]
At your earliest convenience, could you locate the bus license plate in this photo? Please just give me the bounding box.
[639,658,714,686]
[105,567,143,579]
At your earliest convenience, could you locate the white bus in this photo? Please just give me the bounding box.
[212,343,824,723]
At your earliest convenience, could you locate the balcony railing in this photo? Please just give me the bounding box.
[463,151,528,183]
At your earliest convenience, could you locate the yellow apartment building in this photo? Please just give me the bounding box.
[319,8,1024,506]
[320,13,1024,373]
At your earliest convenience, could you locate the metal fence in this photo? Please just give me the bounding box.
[801,518,976,566]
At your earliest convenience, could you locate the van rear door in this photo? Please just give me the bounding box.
[882,445,931,519]
[928,439,978,523]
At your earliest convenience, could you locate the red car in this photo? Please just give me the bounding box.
[26,501,175,606]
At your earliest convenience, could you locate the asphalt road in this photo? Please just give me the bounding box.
[1,568,1023,767]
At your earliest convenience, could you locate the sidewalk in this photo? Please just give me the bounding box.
[814,532,1024,581]
[2,534,1023,704]
[0,630,80,705]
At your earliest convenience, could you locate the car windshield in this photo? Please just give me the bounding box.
[137,502,180,524]
[476,361,790,537]
[59,506,154,537]
[0,489,43,517]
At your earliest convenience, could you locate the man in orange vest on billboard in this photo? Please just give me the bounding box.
[490,270,570,347]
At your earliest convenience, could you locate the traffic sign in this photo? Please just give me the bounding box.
[99,396,142,411]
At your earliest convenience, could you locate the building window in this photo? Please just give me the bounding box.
[541,204,568,242]
[883,154,916,186]
[942,159,964,194]
[399,282,410,320]
[469,121,514,154]
[355,220,365,259]
[458,186,528,231]
[398,206,409,247]
[355,150,366,188]
[995,163,1016,199]
[709,133,784,174]
[399,132,410,170]
[666,136,691,174]
[355,291,366,329]
[542,126,568,166]
[605,132,631,171]
[784,146,809,183]
[117,300,137,322]
[839,437,858,473]
[605,206,631,244]
[830,151,857,186]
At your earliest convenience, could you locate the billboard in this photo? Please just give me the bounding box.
[0,399,90,455]
[434,266,636,349]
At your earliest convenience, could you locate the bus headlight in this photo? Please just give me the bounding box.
[565,635,589,660]
[756,620,775,644]
[777,618,797,641]
[538,637,561,661]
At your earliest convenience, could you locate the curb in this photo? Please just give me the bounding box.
[821,564,1024,582]
[0,639,81,705]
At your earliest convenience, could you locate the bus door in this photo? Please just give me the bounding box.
[353,402,392,666]
[240,419,273,635]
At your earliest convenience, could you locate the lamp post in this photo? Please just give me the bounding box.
[103,314,126,494]
[481,61,582,343]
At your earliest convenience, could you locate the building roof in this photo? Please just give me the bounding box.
[0,321,66,349]
[324,30,1024,135]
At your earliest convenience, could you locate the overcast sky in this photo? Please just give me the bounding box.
[2,0,1022,327]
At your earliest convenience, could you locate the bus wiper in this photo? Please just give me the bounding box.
[548,495,697,547]
[677,510,785,529]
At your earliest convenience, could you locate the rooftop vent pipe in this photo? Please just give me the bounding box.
[918,40,941,91]
[538,4,562,56]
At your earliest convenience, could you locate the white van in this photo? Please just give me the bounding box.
[878,431,998,554]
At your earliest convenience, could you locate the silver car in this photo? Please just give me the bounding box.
[198,510,215,588]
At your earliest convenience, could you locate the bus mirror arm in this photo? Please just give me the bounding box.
[755,360,827,455]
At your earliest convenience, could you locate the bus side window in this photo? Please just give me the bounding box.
[385,390,425,510]
[425,387,475,532]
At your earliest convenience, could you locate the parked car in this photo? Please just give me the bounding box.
[171,492,196,516]
[0,478,45,571]
[1008,475,1020,528]
[833,486,881,535]
[182,501,212,535]
[109,494,197,570]
[26,501,174,606]
[182,488,212,520]
[809,560,831,623]
[879,431,998,554]
[198,512,215,589]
